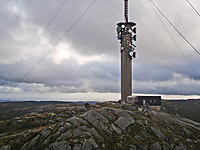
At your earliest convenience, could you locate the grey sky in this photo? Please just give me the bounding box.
[0,0,200,99]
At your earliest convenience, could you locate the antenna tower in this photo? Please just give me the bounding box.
[116,0,137,103]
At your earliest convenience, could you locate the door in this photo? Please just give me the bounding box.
[143,100,146,106]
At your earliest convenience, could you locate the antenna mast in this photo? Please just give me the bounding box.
[117,0,137,103]
[124,0,128,23]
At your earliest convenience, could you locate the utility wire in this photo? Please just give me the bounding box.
[168,0,189,37]
[0,0,97,100]
[148,0,200,79]
[0,0,68,88]
[186,0,200,16]
[149,0,200,57]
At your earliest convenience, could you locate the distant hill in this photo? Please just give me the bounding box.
[0,101,96,120]
[162,99,200,123]
[0,101,200,149]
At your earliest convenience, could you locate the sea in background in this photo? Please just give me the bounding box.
[0,92,199,102]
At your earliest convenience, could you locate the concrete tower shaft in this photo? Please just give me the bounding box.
[117,22,136,103]
[117,0,136,103]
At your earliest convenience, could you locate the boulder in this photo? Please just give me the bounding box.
[82,110,109,126]
[183,127,191,136]
[73,143,82,150]
[72,129,91,137]
[175,146,186,150]
[134,135,144,141]
[21,135,41,150]
[49,141,71,150]
[82,110,112,134]
[151,127,166,141]
[82,138,98,150]
[129,144,137,150]
[0,146,11,150]
[97,109,113,120]
[58,127,66,133]
[41,128,51,138]
[114,116,134,131]
[115,110,135,123]
[151,143,162,150]
[111,123,122,134]
[67,117,88,127]
[58,131,72,140]
[88,128,103,139]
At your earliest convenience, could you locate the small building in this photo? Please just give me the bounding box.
[134,96,161,106]
[124,95,162,111]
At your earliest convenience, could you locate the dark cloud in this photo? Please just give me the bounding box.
[0,0,200,98]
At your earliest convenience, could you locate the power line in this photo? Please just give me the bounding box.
[0,0,68,88]
[148,0,200,79]
[168,0,189,37]
[0,0,97,100]
[186,0,200,16]
[149,0,200,57]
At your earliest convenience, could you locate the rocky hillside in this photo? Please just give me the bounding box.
[162,99,200,123]
[0,102,200,150]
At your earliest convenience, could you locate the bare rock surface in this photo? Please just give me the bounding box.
[0,102,200,150]
[151,127,166,141]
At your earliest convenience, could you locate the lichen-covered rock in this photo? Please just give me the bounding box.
[129,144,137,150]
[41,128,51,138]
[114,116,134,131]
[0,146,11,150]
[110,123,122,134]
[183,127,191,136]
[57,131,72,140]
[1,102,200,150]
[72,128,92,137]
[150,111,178,124]
[81,110,114,135]
[175,146,187,150]
[151,143,162,150]
[115,110,135,122]
[151,127,166,141]
[88,128,103,139]
[73,143,82,150]
[97,109,113,120]
[58,127,66,133]
[67,117,88,127]
[82,110,109,126]
[21,135,41,150]
[82,138,98,150]
[134,135,144,141]
[49,141,71,150]
[113,110,135,131]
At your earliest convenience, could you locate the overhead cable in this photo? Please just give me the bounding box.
[186,0,200,16]
[0,0,68,88]
[148,0,200,79]
[0,0,97,100]
[149,0,200,57]
[168,0,189,37]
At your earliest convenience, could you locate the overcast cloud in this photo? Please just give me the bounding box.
[0,0,200,100]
